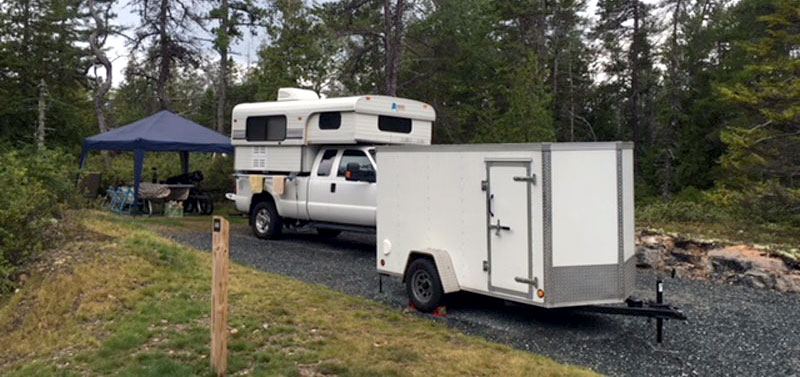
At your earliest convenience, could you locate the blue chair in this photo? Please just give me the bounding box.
[105,186,119,210]
[116,187,136,215]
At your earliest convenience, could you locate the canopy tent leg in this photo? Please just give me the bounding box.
[180,151,190,175]
[76,147,90,186]
[133,149,145,214]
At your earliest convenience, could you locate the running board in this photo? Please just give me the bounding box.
[308,222,375,234]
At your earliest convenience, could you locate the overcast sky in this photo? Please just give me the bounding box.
[104,0,646,87]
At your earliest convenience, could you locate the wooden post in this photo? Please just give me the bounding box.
[211,216,229,376]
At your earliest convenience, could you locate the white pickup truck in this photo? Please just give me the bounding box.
[228,88,434,239]
[232,145,378,239]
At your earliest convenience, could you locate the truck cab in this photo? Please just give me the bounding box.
[228,88,433,239]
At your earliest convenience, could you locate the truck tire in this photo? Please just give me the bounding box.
[251,201,282,239]
[406,258,444,312]
[316,228,341,238]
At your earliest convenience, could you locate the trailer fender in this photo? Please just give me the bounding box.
[405,249,460,294]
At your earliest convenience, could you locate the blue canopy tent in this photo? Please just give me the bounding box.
[79,110,233,209]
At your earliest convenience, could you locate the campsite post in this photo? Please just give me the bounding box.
[211,216,229,376]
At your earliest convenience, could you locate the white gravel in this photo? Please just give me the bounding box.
[168,228,800,377]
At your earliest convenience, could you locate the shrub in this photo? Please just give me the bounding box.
[0,147,78,292]
[637,199,730,224]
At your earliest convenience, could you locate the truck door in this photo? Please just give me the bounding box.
[306,149,340,222]
[486,160,534,298]
[328,149,377,226]
[307,148,377,226]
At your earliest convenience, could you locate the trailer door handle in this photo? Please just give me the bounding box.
[488,219,510,236]
[330,183,336,193]
[514,276,538,288]
[513,175,536,185]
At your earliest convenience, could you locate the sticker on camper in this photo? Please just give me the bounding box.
[391,103,406,111]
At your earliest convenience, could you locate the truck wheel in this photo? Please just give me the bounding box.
[406,258,444,312]
[316,228,341,238]
[251,201,282,239]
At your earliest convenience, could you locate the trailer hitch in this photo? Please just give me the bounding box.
[577,279,686,344]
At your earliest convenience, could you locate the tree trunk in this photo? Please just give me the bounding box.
[630,0,641,172]
[216,0,229,134]
[662,0,683,201]
[383,0,405,96]
[88,0,112,134]
[36,78,48,149]
[157,0,171,110]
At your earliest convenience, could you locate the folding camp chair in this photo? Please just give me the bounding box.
[117,187,137,215]
[107,186,122,212]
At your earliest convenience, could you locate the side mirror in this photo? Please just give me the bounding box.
[345,162,361,181]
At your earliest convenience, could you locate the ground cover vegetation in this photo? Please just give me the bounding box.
[0,211,599,376]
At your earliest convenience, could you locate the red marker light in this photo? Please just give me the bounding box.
[380,259,385,266]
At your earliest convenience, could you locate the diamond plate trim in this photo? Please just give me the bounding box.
[624,257,636,298]
[617,149,624,295]
[548,264,622,303]
[542,149,552,303]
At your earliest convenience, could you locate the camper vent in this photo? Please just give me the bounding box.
[253,159,266,168]
[254,146,266,155]
[277,88,319,101]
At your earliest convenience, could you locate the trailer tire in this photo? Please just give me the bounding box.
[316,228,341,238]
[406,258,444,312]
[251,201,282,239]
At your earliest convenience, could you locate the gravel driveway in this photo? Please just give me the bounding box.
[167,227,800,377]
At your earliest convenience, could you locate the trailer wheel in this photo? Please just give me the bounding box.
[406,258,444,312]
[251,201,282,239]
[315,228,341,238]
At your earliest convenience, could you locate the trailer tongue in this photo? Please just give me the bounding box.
[578,279,687,343]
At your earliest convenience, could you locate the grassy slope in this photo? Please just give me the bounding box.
[0,212,598,377]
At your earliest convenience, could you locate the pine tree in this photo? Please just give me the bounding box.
[594,0,660,178]
[209,0,264,133]
[718,0,800,191]
[130,0,205,110]
[0,0,88,147]
[252,0,336,99]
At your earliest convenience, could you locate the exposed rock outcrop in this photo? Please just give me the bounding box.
[636,231,800,293]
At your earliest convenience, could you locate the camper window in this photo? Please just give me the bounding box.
[378,115,412,134]
[319,112,341,130]
[246,115,287,141]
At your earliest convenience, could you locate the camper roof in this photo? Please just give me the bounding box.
[232,93,436,122]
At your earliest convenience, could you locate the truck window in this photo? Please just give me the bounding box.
[246,115,286,141]
[319,112,341,130]
[378,115,412,134]
[316,149,338,176]
[337,150,374,177]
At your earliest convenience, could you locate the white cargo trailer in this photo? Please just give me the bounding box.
[376,142,637,310]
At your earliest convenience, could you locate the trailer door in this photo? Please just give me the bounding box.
[486,160,533,297]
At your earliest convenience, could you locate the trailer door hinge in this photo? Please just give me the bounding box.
[481,180,488,191]
[482,261,489,272]
[513,174,537,185]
